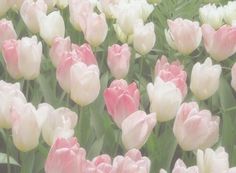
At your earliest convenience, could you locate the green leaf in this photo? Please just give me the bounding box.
[87,136,104,160]
[0,153,20,166]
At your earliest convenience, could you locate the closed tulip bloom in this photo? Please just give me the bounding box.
[56,0,68,9]
[173,102,220,151]
[20,0,47,33]
[147,77,182,122]
[18,36,42,80]
[107,44,131,79]
[172,159,199,173]
[0,19,17,49]
[39,11,65,45]
[70,62,100,106]
[202,24,236,61]
[0,0,13,17]
[165,18,202,55]
[231,62,236,91]
[199,4,224,29]
[11,102,40,152]
[121,110,156,150]
[104,79,140,128]
[49,37,72,67]
[0,81,26,129]
[84,12,108,47]
[133,21,156,55]
[98,0,120,18]
[197,147,229,173]
[69,0,94,32]
[112,149,151,173]
[224,1,236,25]
[2,39,21,79]
[38,103,78,146]
[155,56,187,97]
[45,138,87,173]
[190,58,221,100]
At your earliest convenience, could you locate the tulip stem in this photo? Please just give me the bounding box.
[0,129,11,173]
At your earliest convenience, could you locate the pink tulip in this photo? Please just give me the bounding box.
[103,79,140,128]
[121,110,157,150]
[172,159,199,173]
[107,44,131,79]
[2,39,21,79]
[231,62,236,91]
[49,36,72,67]
[0,19,17,50]
[165,18,202,55]
[173,102,220,151]
[85,155,113,173]
[155,55,187,97]
[45,138,87,173]
[111,149,151,173]
[202,24,236,61]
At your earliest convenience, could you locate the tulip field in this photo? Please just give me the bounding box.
[1,0,236,172]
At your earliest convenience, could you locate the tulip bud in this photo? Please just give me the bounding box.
[0,0,13,17]
[112,149,151,173]
[20,0,47,33]
[113,23,128,43]
[107,44,131,79]
[231,62,236,91]
[202,24,236,61]
[197,147,229,173]
[165,18,202,55]
[49,36,72,67]
[0,19,17,49]
[147,77,182,122]
[154,55,187,97]
[2,39,21,79]
[38,103,78,146]
[84,12,108,47]
[39,11,65,45]
[171,159,199,173]
[11,102,40,152]
[45,138,87,173]
[199,4,224,29]
[224,1,236,25]
[56,0,68,9]
[18,36,42,80]
[121,110,156,150]
[0,81,26,129]
[173,102,220,151]
[190,58,221,100]
[104,79,140,128]
[98,0,120,18]
[70,62,100,106]
[133,21,156,55]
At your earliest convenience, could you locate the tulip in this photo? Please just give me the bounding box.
[18,36,42,80]
[38,103,78,146]
[112,149,151,173]
[45,138,87,173]
[84,12,108,47]
[0,19,17,49]
[0,0,13,17]
[154,55,187,97]
[69,0,94,32]
[172,159,199,173]
[147,77,182,122]
[197,147,229,173]
[104,79,140,128]
[11,0,25,10]
[133,21,156,55]
[199,4,224,29]
[20,0,47,33]
[11,102,40,152]
[228,168,236,173]
[39,11,65,45]
[0,81,26,129]
[49,36,72,67]
[113,23,128,43]
[224,1,236,25]
[190,58,221,100]
[70,62,100,106]
[165,18,202,55]
[43,0,57,10]
[107,44,131,79]
[2,39,21,79]
[56,0,68,9]
[98,0,120,18]
[202,24,236,61]
[121,110,156,150]
[231,62,236,91]
[173,102,220,151]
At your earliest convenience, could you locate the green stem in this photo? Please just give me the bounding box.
[0,129,11,173]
